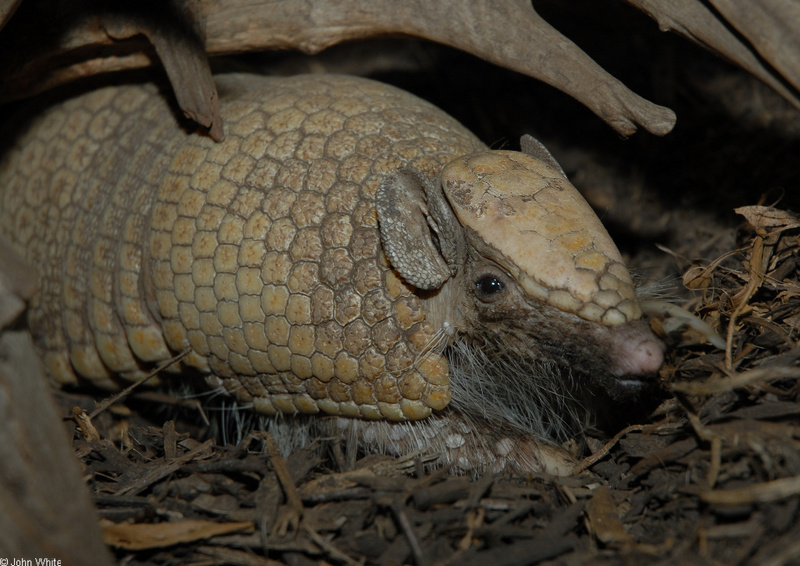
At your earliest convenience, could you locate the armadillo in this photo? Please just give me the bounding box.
[0,73,663,475]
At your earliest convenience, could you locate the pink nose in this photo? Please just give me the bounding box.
[611,333,665,377]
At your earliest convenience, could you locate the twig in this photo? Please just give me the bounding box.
[701,475,800,506]
[671,365,800,396]
[687,412,722,488]
[263,433,303,536]
[390,500,426,566]
[88,347,191,419]
[571,424,647,474]
[301,523,362,566]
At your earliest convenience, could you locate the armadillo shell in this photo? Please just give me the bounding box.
[0,74,489,421]
[441,151,642,326]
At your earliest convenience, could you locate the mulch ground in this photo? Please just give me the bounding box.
[62,201,800,565]
[16,2,800,564]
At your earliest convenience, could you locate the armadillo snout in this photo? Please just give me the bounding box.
[609,330,664,378]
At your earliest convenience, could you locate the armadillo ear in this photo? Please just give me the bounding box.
[520,134,566,178]
[377,168,462,290]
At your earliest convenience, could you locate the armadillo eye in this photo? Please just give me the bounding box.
[475,275,505,301]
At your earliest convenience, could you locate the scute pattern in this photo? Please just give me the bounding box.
[441,151,642,325]
[0,74,486,420]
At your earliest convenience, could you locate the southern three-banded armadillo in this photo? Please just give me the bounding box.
[0,73,663,475]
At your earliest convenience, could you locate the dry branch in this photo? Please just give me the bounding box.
[0,0,21,32]
[3,0,800,137]
[0,330,112,565]
[627,0,800,110]
[0,0,675,136]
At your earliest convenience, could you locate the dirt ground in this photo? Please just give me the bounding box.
[9,1,800,564]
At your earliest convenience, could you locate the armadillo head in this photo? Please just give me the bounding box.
[377,135,663,435]
[440,149,642,327]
